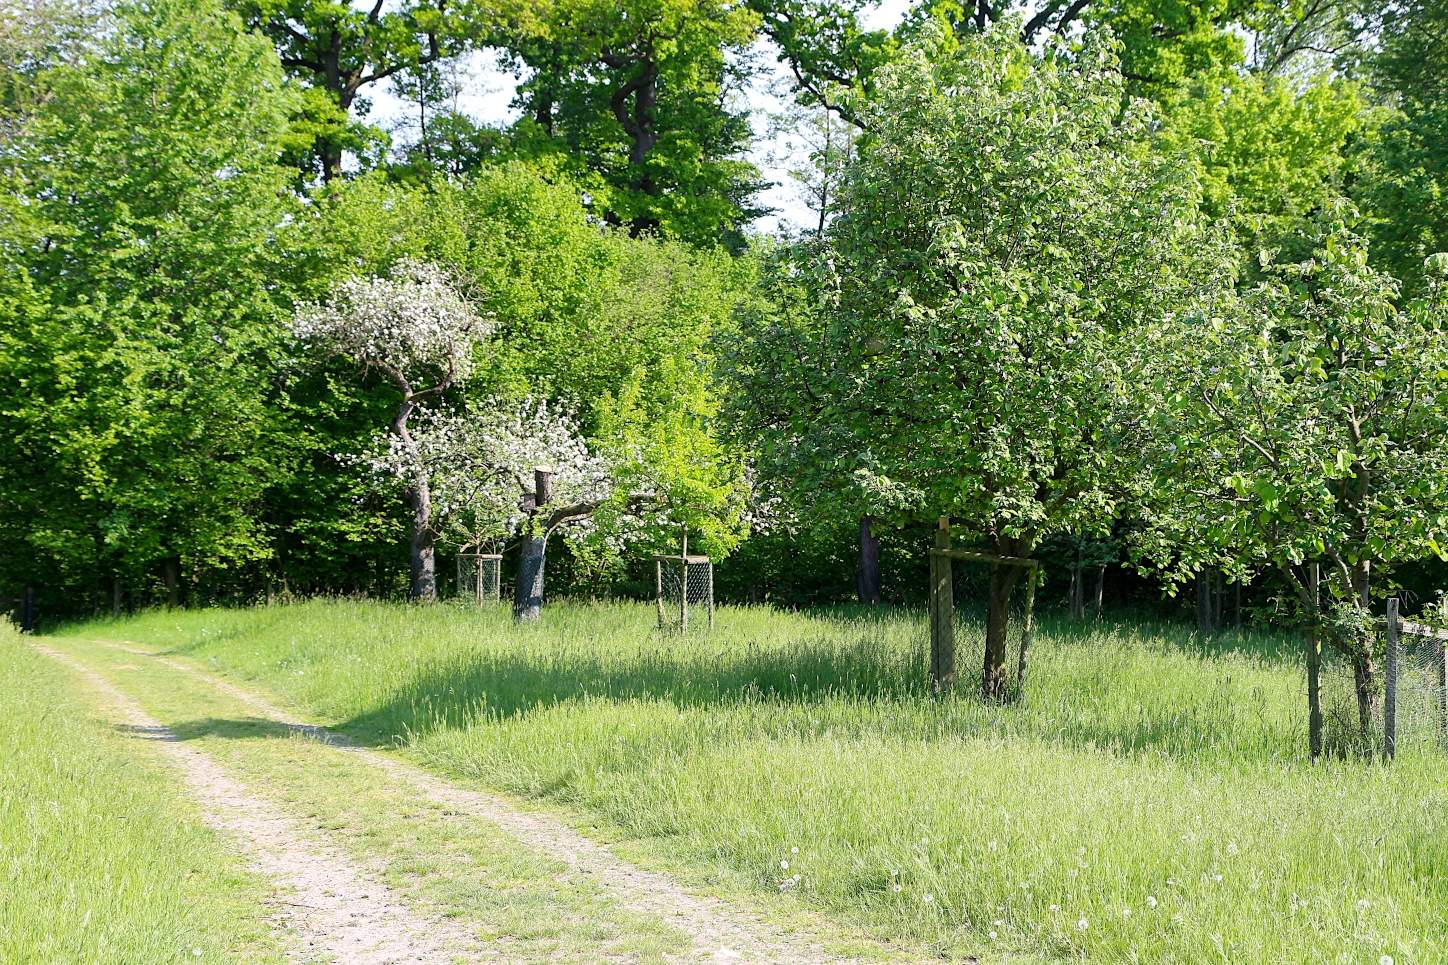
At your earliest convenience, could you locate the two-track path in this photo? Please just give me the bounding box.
[34,637,876,965]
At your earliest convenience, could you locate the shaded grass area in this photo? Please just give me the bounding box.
[0,627,285,965]
[67,600,1448,963]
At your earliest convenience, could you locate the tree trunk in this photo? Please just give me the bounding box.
[112,577,122,619]
[408,473,437,603]
[513,469,553,622]
[164,559,180,609]
[513,535,546,622]
[856,515,881,605]
[1093,564,1105,617]
[1351,560,1375,747]
[1353,652,1378,749]
[982,564,1023,699]
[1196,569,1213,636]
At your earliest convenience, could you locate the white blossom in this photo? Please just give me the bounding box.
[352,398,612,548]
[293,259,490,386]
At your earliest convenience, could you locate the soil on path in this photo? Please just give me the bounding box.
[31,643,493,965]
[65,638,869,965]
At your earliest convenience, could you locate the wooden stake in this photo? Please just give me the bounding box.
[930,517,955,691]
[656,559,665,629]
[1307,562,1323,759]
[680,526,689,634]
[1385,597,1399,762]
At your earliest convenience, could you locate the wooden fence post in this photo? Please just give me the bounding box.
[930,517,955,692]
[1307,562,1323,759]
[707,561,714,631]
[680,527,689,634]
[656,559,665,629]
[1385,597,1400,762]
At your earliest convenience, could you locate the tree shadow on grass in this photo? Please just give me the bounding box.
[331,613,1310,764]
[164,717,314,743]
[341,629,932,744]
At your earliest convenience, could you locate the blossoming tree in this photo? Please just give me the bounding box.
[359,398,616,620]
[293,259,490,601]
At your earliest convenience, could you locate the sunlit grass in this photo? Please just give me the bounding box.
[67,599,1448,963]
[0,623,284,965]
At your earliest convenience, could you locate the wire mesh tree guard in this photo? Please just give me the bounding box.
[1378,597,1448,761]
[456,552,503,605]
[654,554,714,632]
[927,517,1039,695]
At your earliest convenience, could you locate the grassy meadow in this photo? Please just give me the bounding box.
[62,600,1448,964]
[0,624,284,965]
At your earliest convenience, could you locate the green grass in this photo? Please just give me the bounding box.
[0,625,285,965]
[64,599,1448,963]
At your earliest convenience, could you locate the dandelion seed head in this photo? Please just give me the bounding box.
[1380,956,1395,965]
[1146,896,1158,908]
[1077,918,1089,931]
[923,894,934,903]
[988,931,998,939]
[780,860,789,870]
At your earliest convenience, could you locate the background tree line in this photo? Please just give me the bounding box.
[1,0,1446,647]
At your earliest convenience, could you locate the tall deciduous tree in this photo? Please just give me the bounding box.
[293,259,490,601]
[1135,225,1448,755]
[0,0,299,607]
[1352,0,1448,291]
[226,0,485,181]
[730,26,1222,697]
[496,0,764,245]
[1155,69,1362,269]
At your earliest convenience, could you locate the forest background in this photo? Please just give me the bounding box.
[2,0,1446,624]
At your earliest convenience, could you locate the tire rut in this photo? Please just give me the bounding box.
[88,638,863,965]
[32,643,499,965]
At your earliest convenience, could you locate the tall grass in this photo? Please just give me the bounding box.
[70,600,1448,963]
[0,625,282,964]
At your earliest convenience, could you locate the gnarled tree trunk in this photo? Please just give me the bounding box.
[408,471,436,603]
[513,469,553,622]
